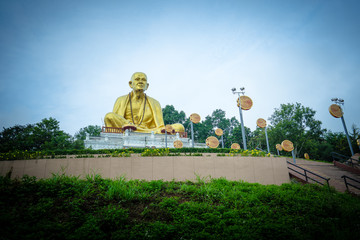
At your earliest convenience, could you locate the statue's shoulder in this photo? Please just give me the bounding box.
[115,94,128,103]
[146,95,161,107]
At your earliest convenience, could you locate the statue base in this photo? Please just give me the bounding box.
[84,130,207,149]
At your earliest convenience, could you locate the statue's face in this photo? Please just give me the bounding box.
[129,73,148,91]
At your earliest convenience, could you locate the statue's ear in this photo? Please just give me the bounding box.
[146,83,149,90]
[129,81,133,88]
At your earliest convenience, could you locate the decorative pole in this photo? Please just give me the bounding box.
[275,144,282,156]
[256,118,270,153]
[215,128,224,148]
[265,127,270,154]
[162,125,173,148]
[190,121,194,148]
[232,87,252,150]
[329,98,354,156]
[165,129,167,148]
[282,140,295,163]
[189,113,201,148]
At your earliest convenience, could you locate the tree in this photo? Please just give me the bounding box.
[73,125,102,149]
[75,125,102,140]
[184,109,243,147]
[0,118,75,152]
[248,127,267,151]
[229,125,252,149]
[162,105,186,125]
[350,124,360,154]
[268,103,324,157]
[0,124,34,152]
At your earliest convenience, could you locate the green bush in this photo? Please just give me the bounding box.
[0,148,275,161]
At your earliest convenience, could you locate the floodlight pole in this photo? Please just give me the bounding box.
[291,150,296,164]
[191,121,195,148]
[331,98,354,156]
[265,127,270,153]
[341,116,354,156]
[232,88,247,150]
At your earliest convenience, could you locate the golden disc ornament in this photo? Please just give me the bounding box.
[256,118,267,128]
[237,96,253,110]
[215,128,223,136]
[231,143,241,149]
[173,140,183,148]
[281,140,294,152]
[304,153,310,159]
[190,113,201,124]
[161,125,174,134]
[276,144,282,151]
[166,125,173,133]
[329,104,343,118]
[206,136,219,148]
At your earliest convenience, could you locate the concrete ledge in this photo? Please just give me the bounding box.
[0,156,290,185]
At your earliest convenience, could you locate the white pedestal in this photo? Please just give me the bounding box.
[84,131,207,149]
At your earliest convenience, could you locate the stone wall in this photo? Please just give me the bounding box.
[0,156,290,185]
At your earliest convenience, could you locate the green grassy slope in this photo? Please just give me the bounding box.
[1,174,359,240]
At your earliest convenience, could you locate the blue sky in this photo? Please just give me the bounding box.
[0,0,359,136]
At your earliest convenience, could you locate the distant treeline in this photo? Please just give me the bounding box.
[0,103,358,161]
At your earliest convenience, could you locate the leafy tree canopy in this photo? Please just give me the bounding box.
[75,125,101,141]
[268,103,324,157]
[162,105,186,125]
[0,118,76,152]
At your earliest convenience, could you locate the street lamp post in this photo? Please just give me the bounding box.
[232,87,247,150]
[265,126,270,153]
[331,98,354,156]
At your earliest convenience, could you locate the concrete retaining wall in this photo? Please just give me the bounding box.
[0,156,290,185]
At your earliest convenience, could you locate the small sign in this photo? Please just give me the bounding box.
[173,140,183,148]
[304,153,310,159]
[281,140,294,152]
[276,144,282,151]
[190,113,201,123]
[237,96,253,110]
[329,104,343,118]
[231,143,241,149]
[161,125,174,134]
[256,118,267,128]
[215,128,223,136]
[206,136,219,148]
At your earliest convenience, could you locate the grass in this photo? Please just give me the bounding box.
[1,174,359,240]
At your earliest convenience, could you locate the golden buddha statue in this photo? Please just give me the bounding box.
[104,72,184,134]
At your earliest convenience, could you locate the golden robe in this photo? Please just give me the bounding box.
[104,94,165,133]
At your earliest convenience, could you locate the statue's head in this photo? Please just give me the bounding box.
[129,72,149,92]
